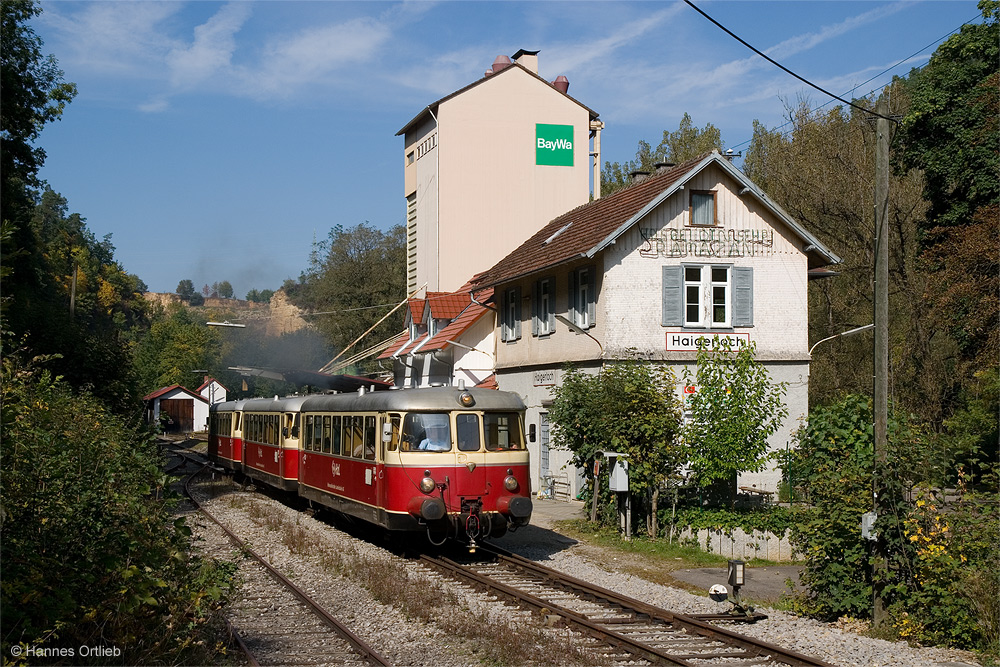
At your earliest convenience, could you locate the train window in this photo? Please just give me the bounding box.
[304,416,314,451]
[456,414,481,452]
[402,413,451,451]
[269,415,278,445]
[364,416,376,460]
[331,416,342,455]
[234,412,241,431]
[386,414,401,452]
[351,416,365,458]
[323,416,332,454]
[484,413,524,451]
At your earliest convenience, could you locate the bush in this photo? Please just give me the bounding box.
[1,348,235,664]
[785,394,999,654]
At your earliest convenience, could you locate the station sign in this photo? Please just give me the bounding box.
[536,124,574,166]
[666,331,750,352]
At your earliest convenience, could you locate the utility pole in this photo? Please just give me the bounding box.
[872,95,891,628]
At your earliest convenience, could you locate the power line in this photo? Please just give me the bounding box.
[727,13,982,151]
[684,0,900,123]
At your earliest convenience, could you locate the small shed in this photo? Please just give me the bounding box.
[143,385,209,434]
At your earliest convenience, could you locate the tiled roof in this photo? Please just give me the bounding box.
[475,374,498,390]
[422,288,493,352]
[378,288,494,359]
[470,155,707,287]
[408,298,426,325]
[426,291,471,320]
[470,152,841,288]
[142,384,207,403]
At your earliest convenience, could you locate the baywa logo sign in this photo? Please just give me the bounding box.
[536,124,574,166]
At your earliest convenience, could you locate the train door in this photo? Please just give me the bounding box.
[376,413,400,511]
[282,412,301,482]
[450,412,488,516]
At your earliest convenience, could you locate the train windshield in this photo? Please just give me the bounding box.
[402,413,452,451]
[484,413,524,451]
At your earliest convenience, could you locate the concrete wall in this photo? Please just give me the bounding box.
[676,525,801,562]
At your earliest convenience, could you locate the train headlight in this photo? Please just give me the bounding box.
[504,475,519,492]
[458,391,475,407]
[419,476,436,494]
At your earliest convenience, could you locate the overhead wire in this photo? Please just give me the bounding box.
[683,0,942,123]
[725,13,984,151]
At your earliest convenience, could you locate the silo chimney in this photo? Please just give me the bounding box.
[552,75,569,94]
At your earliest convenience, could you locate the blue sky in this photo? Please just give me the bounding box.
[33,0,983,299]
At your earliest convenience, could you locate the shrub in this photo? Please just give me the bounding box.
[1,347,235,664]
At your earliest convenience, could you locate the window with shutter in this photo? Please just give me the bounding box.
[663,264,752,329]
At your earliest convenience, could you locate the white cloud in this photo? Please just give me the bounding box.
[242,17,394,99]
[40,1,181,76]
[166,2,252,90]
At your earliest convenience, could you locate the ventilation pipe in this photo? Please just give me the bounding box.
[552,75,569,93]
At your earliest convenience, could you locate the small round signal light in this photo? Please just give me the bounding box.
[458,391,475,407]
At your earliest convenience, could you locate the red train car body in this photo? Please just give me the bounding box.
[208,386,532,544]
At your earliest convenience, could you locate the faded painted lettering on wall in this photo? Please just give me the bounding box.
[639,227,774,259]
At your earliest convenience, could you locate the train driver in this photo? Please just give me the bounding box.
[418,418,451,451]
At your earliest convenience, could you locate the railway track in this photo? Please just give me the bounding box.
[173,452,392,667]
[420,545,834,667]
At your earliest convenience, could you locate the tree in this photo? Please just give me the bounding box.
[900,0,999,232]
[133,305,221,392]
[681,340,787,506]
[245,288,274,303]
[1,0,76,227]
[176,279,196,301]
[601,113,723,196]
[548,358,684,535]
[215,280,234,299]
[289,223,407,373]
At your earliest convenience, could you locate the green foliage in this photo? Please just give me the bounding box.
[133,305,222,392]
[601,113,723,196]
[671,506,795,537]
[681,340,787,501]
[245,287,275,303]
[288,223,406,374]
[175,279,195,301]
[3,190,150,413]
[785,394,1000,653]
[1,347,235,664]
[900,0,999,232]
[1,0,77,225]
[548,357,684,533]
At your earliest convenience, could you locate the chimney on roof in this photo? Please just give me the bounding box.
[630,170,651,184]
[491,55,512,73]
[551,75,569,94]
[654,161,676,173]
[512,49,539,73]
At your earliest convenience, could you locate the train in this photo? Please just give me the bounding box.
[208,384,533,547]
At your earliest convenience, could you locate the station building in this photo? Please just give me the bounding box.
[468,153,840,497]
[392,51,839,498]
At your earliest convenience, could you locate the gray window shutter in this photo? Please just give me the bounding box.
[585,266,597,328]
[568,269,578,323]
[546,278,556,332]
[662,265,683,326]
[513,287,522,339]
[732,267,754,326]
[531,281,540,337]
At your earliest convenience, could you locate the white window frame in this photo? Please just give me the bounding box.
[569,266,595,329]
[683,264,731,329]
[534,277,555,336]
[501,287,521,342]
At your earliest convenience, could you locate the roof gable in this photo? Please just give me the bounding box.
[143,384,208,403]
[471,152,840,288]
[397,62,598,137]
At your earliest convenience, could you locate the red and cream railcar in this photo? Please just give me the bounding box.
[208,399,246,471]
[209,386,532,544]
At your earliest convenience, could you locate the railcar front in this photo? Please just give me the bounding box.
[240,396,307,492]
[297,386,532,545]
[208,400,246,471]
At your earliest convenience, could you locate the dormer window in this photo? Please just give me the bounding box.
[690,191,717,226]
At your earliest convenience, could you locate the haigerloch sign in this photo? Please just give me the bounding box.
[640,226,774,259]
